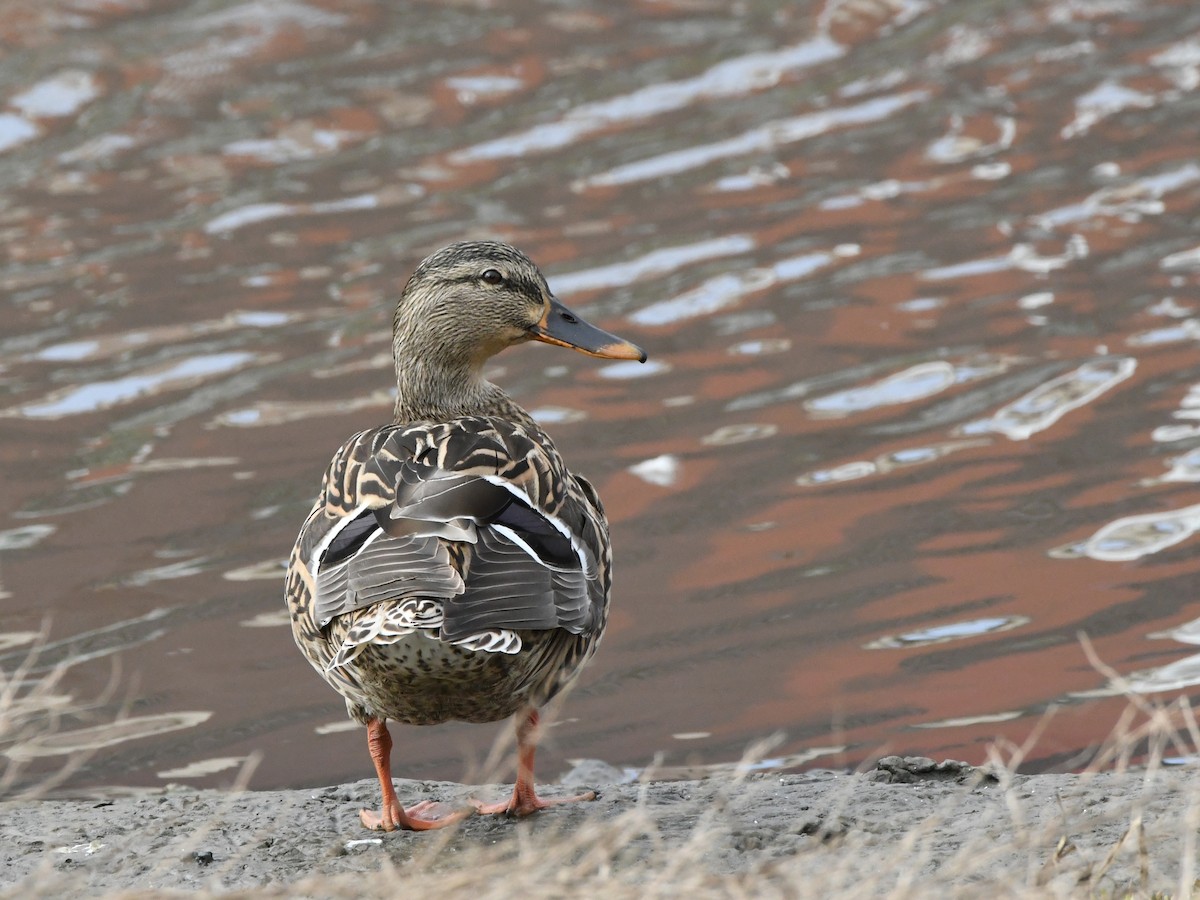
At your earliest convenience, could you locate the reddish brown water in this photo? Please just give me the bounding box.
[4,0,1200,795]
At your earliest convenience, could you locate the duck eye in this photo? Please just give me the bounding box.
[480,268,505,286]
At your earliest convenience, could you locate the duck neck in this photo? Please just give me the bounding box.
[393,345,498,422]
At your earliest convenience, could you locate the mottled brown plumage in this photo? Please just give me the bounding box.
[284,241,645,830]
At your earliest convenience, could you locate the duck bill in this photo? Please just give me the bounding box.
[530,297,646,362]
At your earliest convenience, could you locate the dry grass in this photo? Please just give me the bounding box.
[0,624,126,801]
[3,635,1200,899]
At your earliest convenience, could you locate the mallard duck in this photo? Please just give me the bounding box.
[285,241,645,831]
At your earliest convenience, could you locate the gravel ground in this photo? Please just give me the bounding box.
[1,758,1196,898]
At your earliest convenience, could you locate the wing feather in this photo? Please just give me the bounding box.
[315,532,462,626]
[309,416,609,642]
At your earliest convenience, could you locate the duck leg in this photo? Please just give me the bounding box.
[472,708,597,817]
[360,718,473,831]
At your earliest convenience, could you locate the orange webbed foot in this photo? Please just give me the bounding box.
[360,799,474,831]
[471,707,599,818]
[471,787,597,818]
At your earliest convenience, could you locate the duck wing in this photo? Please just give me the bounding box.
[302,417,608,642]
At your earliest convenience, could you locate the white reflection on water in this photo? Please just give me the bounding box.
[896,297,944,312]
[578,91,927,188]
[631,250,838,326]
[185,1,347,30]
[225,126,359,163]
[1153,424,1200,442]
[551,235,754,295]
[910,710,1024,730]
[1127,319,1200,346]
[0,113,39,152]
[529,406,587,425]
[1050,503,1200,562]
[710,162,790,192]
[702,423,777,446]
[1152,372,1200,428]
[972,161,1010,180]
[31,310,296,363]
[1018,292,1054,310]
[960,356,1135,441]
[119,557,210,587]
[240,610,291,628]
[227,561,288,584]
[1123,653,1200,694]
[158,756,247,779]
[1103,605,1200,694]
[797,460,877,485]
[805,361,957,418]
[205,187,422,234]
[728,338,791,356]
[1161,245,1200,271]
[925,115,1016,164]
[923,235,1088,280]
[1062,80,1156,140]
[210,392,391,428]
[450,35,844,163]
[36,341,100,362]
[1013,236,1087,274]
[864,615,1030,650]
[5,711,212,760]
[10,353,260,419]
[796,439,990,486]
[628,454,681,487]
[1152,35,1200,89]
[632,269,770,326]
[921,255,1011,280]
[858,178,935,201]
[1141,446,1200,486]
[1034,163,1200,229]
[0,631,41,652]
[1154,616,1200,646]
[444,74,525,102]
[11,70,101,119]
[599,359,670,379]
[0,524,55,550]
[206,193,379,233]
[1147,297,1193,317]
[58,131,138,164]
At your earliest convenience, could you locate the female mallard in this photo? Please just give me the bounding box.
[285,241,645,831]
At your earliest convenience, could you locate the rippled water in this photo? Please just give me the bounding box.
[4,0,1200,795]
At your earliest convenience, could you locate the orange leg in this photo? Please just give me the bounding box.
[360,718,472,831]
[472,708,597,817]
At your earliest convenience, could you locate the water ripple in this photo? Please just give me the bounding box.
[578,91,928,188]
[960,357,1136,441]
[450,35,844,164]
[7,352,262,419]
[1051,503,1200,562]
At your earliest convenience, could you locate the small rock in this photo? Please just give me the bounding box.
[731,829,769,851]
[870,756,994,784]
[192,851,214,866]
[794,815,852,841]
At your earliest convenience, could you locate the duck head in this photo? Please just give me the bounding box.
[392,241,646,415]
[395,241,645,365]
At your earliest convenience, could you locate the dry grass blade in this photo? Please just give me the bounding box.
[0,626,128,802]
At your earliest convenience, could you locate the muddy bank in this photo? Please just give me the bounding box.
[1,759,1195,897]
